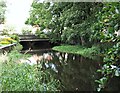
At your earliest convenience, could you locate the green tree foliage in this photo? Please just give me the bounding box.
[26,2,103,45]
[25,1,52,29]
[93,2,120,91]
[47,2,102,45]
[0,0,6,24]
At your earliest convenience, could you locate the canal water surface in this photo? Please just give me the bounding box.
[27,50,103,91]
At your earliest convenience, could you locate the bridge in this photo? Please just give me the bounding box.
[19,35,52,51]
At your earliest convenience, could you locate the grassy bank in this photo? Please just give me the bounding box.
[1,46,61,91]
[52,45,100,59]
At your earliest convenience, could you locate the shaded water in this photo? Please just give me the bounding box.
[28,50,102,91]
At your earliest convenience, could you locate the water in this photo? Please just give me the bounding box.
[21,48,120,91]
[27,50,102,91]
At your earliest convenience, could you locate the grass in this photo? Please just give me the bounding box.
[52,45,100,59]
[1,47,61,91]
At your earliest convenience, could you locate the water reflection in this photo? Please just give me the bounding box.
[33,50,101,91]
[20,49,120,91]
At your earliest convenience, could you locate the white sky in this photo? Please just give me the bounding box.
[5,0,33,25]
[4,0,33,32]
[3,0,45,33]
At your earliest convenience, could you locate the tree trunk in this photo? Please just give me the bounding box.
[80,36,85,46]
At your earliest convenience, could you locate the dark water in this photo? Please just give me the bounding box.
[22,49,120,91]
[27,50,102,91]
[20,37,120,91]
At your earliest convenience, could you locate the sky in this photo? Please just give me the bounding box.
[5,0,33,32]
[5,0,33,25]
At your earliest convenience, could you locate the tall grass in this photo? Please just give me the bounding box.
[1,46,61,91]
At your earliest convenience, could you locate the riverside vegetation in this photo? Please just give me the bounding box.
[26,1,120,91]
[0,1,120,91]
[52,45,100,59]
[1,44,61,91]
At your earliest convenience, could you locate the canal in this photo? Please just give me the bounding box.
[23,49,102,91]
[19,36,120,91]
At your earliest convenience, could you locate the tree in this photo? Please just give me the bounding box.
[25,1,52,29]
[0,0,6,24]
[26,2,102,45]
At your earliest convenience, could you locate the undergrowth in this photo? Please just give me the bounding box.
[1,46,61,91]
